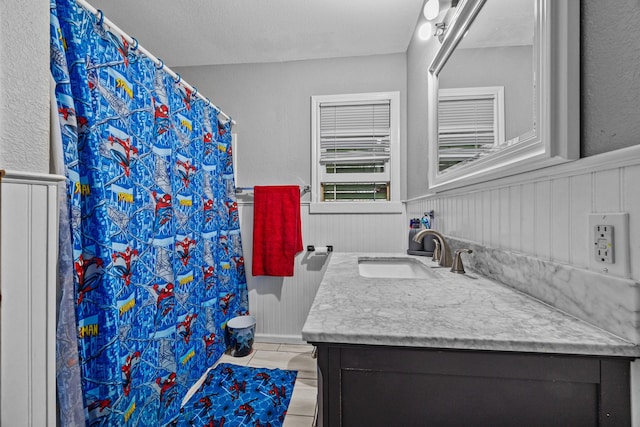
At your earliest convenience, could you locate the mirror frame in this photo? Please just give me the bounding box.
[427,0,580,192]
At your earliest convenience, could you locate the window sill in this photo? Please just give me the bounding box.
[309,201,403,214]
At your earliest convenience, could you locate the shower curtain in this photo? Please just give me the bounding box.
[51,0,248,425]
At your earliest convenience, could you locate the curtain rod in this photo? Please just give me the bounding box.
[74,0,236,126]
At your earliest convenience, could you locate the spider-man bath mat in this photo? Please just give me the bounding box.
[174,363,298,426]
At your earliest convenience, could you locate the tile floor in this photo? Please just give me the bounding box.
[214,342,318,427]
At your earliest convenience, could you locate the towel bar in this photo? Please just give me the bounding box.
[236,185,310,196]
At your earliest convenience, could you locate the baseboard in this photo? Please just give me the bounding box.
[255,333,307,345]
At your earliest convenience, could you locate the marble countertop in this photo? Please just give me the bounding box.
[301,253,640,357]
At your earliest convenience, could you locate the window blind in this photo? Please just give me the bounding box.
[321,182,388,202]
[438,95,497,170]
[319,101,391,166]
[312,93,398,204]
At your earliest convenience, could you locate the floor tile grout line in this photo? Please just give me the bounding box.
[251,343,318,426]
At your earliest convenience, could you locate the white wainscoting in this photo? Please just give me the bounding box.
[0,171,63,426]
[238,201,405,342]
[407,145,640,282]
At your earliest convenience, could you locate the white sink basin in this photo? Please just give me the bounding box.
[358,257,435,279]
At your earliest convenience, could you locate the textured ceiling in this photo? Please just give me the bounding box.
[87,0,425,67]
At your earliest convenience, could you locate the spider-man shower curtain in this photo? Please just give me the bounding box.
[51,0,248,425]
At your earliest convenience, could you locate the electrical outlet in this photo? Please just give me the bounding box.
[593,224,614,263]
[588,213,630,278]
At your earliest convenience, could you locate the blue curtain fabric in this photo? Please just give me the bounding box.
[50,1,248,425]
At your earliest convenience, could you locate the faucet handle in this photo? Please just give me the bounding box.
[432,239,441,263]
[451,248,473,274]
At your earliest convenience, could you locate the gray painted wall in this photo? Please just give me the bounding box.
[174,54,407,196]
[406,27,438,198]
[440,45,533,142]
[0,0,50,173]
[581,1,640,157]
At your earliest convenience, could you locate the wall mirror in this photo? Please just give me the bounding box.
[427,0,580,191]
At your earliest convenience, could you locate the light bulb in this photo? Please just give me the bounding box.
[418,22,433,41]
[423,0,440,20]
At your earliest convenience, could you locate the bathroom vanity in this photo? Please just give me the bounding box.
[301,253,639,426]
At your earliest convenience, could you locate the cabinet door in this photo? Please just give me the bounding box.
[316,344,631,427]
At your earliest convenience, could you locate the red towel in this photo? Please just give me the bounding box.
[252,186,303,277]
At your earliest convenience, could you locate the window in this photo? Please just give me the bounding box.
[438,87,504,172]
[311,92,401,213]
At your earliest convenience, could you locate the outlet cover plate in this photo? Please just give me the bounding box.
[588,213,630,278]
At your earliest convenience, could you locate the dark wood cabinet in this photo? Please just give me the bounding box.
[311,343,631,426]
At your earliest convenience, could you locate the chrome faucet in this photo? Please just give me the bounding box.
[413,229,452,268]
[450,248,473,274]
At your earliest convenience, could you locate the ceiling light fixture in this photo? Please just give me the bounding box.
[435,22,447,42]
[418,22,433,41]
[423,0,440,20]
